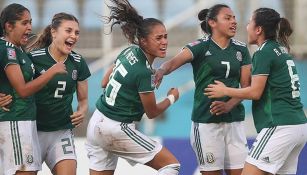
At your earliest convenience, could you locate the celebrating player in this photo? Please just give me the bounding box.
[0,3,66,175]
[85,0,180,175]
[205,7,307,175]
[155,4,251,175]
[27,12,91,175]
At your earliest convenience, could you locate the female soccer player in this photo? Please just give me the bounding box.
[205,7,307,175]
[0,3,66,175]
[27,12,91,175]
[155,4,251,175]
[85,0,180,175]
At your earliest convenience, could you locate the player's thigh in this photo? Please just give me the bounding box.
[89,169,114,175]
[241,162,271,175]
[15,171,38,175]
[224,122,248,170]
[145,147,179,170]
[0,121,41,175]
[190,122,225,171]
[52,159,77,175]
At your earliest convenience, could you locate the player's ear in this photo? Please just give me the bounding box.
[4,22,14,33]
[140,38,146,46]
[208,19,216,28]
[256,26,262,35]
[51,28,56,39]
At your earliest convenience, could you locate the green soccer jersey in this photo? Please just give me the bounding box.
[96,45,155,123]
[0,39,36,121]
[28,48,91,131]
[186,36,251,123]
[252,40,307,133]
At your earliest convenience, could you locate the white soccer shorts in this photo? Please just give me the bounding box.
[0,120,41,175]
[38,129,77,171]
[246,123,307,174]
[85,109,162,171]
[190,121,248,171]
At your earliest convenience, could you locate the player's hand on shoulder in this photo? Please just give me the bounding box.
[154,68,165,89]
[50,62,67,75]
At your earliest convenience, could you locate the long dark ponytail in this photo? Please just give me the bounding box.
[198,4,229,34]
[105,0,163,45]
[278,17,293,51]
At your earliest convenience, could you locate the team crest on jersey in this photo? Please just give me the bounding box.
[7,48,16,60]
[206,152,215,164]
[236,51,242,62]
[72,70,78,80]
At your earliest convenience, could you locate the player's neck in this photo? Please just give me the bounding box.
[3,36,21,47]
[211,35,230,49]
[48,45,67,62]
[256,36,267,48]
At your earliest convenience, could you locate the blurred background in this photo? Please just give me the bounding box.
[0,0,306,174]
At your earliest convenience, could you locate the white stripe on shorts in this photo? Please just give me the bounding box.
[250,126,276,159]
[120,123,155,151]
[194,123,205,165]
[10,121,23,165]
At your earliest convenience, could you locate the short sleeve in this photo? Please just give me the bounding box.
[252,50,272,75]
[77,57,91,81]
[185,40,204,60]
[241,46,252,66]
[0,47,19,69]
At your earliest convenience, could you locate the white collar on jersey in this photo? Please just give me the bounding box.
[48,46,68,63]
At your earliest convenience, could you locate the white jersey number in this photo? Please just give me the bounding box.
[221,61,230,78]
[54,81,66,98]
[105,60,128,106]
[286,60,300,98]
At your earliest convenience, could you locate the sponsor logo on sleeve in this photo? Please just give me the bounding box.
[7,48,16,60]
[188,40,201,47]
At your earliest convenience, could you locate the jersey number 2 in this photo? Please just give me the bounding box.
[54,81,66,98]
[105,60,128,106]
